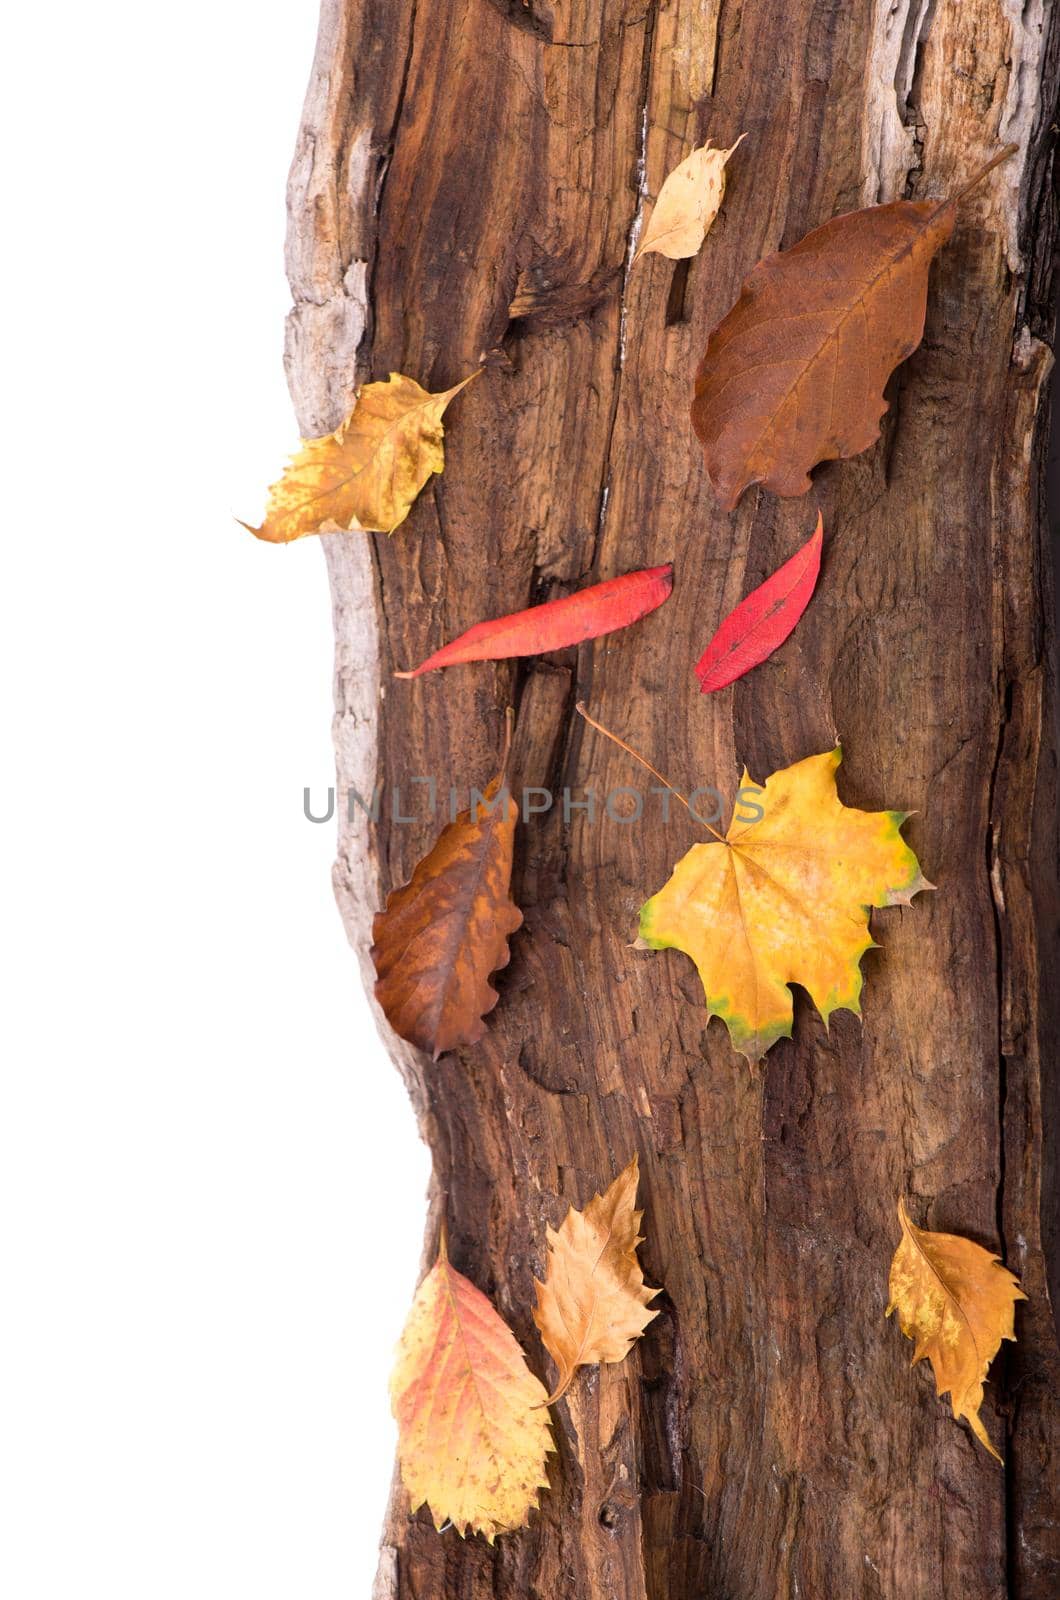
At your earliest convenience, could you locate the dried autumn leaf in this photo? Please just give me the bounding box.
[371,729,522,1058]
[244,370,477,541]
[691,147,1016,509]
[639,748,929,1061]
[887,1197,1025,1460]
[533,1155,659,1402]
[390,1235,553,1539]
[696,513,823,692]
[395,564,673,678]
[634,135,745,262]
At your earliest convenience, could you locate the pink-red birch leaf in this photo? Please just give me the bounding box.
[695,514,823,693]
[395,565,673,679]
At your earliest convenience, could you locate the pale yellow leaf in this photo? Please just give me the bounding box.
[886,1197,1026,1460]
[244,370,478,542]
[533,1155,660,1402]
[390,1237,553,1540]
[635,135,745,263]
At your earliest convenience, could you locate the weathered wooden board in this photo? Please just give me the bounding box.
[283,2,1060,1594]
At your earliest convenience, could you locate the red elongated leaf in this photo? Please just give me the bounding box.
[394,565,673,679]
[696,513,823,692]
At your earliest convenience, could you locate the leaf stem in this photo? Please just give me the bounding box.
[954,143,1019,205]
[574,702,726,843]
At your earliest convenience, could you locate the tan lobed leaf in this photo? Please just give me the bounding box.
[390,1235,553,1539]
[244,370,478,541]
[370,726,522,1058]
[691,147,1016,509]
[635,135,745,262]
[533,1155,660,1402]
[886,1197,1026,1460]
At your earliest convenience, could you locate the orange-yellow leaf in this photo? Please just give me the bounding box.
[244,370,477,542]
[635,135,745,263]
[390,1239,553,1539]
[639,748,930,1061]
[886,1197,1025,1461]
[533,1155,659,1403]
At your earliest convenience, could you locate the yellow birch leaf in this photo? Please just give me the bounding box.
[390,1236,553,1540]
[244,370,478,542]
[886,1197,1026,1460]
[532,1155,659,1402]
[638,748,930,1061]
[634,135,746,263]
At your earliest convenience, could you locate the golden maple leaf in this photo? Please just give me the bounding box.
[532,1155,659,1403]
[390,1236,553,1540]
[244,370,477,541]
[634,135,745,263]
[638,748,930,1061]
[886,1197,1025,1460]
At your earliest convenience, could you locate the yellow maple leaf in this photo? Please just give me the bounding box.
[244,370,477,542]
[638,748,929,1061]
[886,1197,1025,1460]
[634,135,745,263]
[390,1236,552,1540]
[532,1155,659,1403]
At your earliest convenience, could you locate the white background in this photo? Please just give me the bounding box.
[1,6,428,1595]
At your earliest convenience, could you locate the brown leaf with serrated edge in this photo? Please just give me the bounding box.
[886,1197,1025,1460]
[691,147,1016,509]
[243,370,478,541]
[371,717,522,1058]
[390,1232,553,1540]
[533,1155,659,1402]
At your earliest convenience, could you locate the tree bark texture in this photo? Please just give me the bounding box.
[283,2,1060,1596]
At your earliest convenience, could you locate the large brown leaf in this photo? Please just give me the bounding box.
[371,726,522,1058]
[691,148,1015,509]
